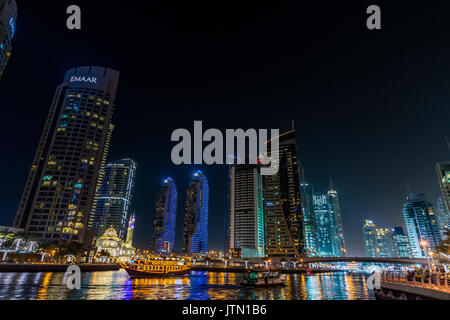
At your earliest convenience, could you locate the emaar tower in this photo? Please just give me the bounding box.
[14,66,120,244]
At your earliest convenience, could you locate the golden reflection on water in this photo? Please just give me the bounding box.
[36,272,53,301]
[0,271,374,300]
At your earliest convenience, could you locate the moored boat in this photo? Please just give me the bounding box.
[241,272,286,287]
[120,258,191,278]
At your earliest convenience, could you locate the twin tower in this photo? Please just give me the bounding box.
[150,171,209,255]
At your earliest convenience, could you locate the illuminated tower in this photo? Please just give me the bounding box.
[436,162,450,234]
[0,0,17,79]
[301,179,316,256]
[183,171,209,254]
[89,158,137,240]
[312,193,338,257]
[363,220,378,258]
[328,178,346,257]
[150,178,177,254]
[436,196,450,237]
[125,213,135,247]
[229,164,265,258]
[263,130,304,257]
[402,193,441,258]
[14,67,120,244]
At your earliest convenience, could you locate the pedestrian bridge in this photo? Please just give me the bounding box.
[299,257,428,265]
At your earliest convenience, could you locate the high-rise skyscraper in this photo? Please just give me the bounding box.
[89,159,137,240]
[150,178,177,254]
[312,193,340,257]
[436,196,450,237]
[224,166,232,255]
[301,180,316,257]
[436,162,450,213]
[310,184,345,258]
[393,227,411,258]
[363,220,378,258]
[14,67,120,244]
[228,164,265,258]
[363,220,410,258]
[402,193,441,258]
[328,178,346,256]
[263,131,304,257]
[0,0,17,79]
[436,162,450,236]
[183,171,209,254]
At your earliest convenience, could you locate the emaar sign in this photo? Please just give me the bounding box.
[70,76,98,84]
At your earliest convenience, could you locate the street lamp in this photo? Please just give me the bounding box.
[420,239,432,271]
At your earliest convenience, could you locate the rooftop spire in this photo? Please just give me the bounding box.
[329,176,335,191]
[405,177,412,195]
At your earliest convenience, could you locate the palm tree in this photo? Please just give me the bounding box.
[40,243,58,262]
[0,228,15,241]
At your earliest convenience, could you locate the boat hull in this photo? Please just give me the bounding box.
[122,266,191,278]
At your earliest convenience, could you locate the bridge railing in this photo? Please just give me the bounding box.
[381,270,450,291]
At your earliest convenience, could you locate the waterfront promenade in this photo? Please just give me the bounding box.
[376,271,450,300]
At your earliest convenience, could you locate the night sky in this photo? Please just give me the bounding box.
[1,1,449,256]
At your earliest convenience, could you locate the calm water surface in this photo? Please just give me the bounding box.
[0,271,375,300]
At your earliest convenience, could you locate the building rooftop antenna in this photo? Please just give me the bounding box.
[405,177,412,195]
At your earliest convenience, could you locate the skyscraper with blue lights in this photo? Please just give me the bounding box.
[393,227,411,258]
[436,162,450,236]
[402,193,441,258]
[363,220,411,258]
[183,171,209,254]
[363,220,378,258]
[312,193,339,257]
[14,66,120,244]
[150,178,177,254]
[89,159,137,240]
[301,180,317,256]
[327,178,346,256]
[310,183,345,258]
[0,0,17,79]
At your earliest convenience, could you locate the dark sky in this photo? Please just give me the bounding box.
[0,1,449,256]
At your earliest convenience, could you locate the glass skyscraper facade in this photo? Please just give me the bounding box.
[228,164,265,258]
[312,193,340,257]
[436,195,450,237]
[402,193,441,258]
[363,220,377,258]
[327,178,346,257]
[263,131,304,257]
[309,182,345,258]
[183,171,209,254]
[14,67,120,244]
[436,162,450,235]
[0,0,16,79]
[150,178,177,254]
[301,181,317,256]
[89,159,137,240]
[363,220,411,258]
[393,227,411,258]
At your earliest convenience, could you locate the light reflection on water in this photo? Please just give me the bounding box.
[0,270,375,300]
